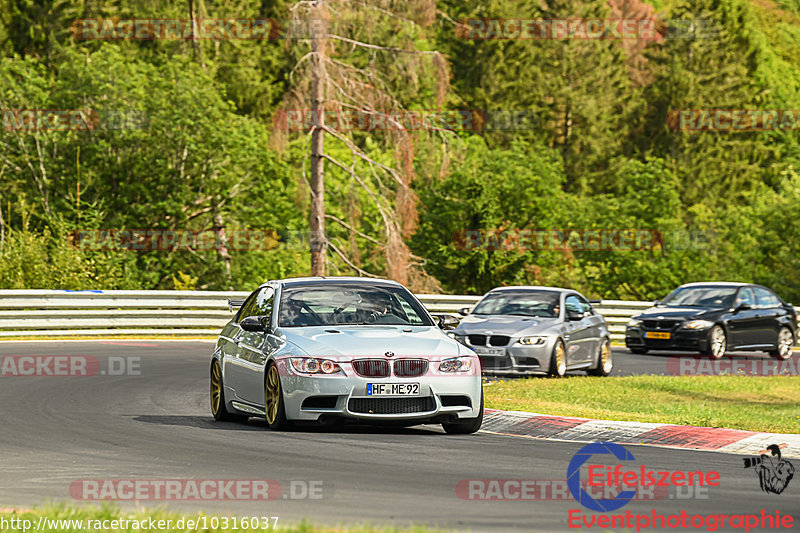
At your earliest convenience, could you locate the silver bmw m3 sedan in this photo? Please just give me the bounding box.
[210,277,483,433]
[450,286,612,377]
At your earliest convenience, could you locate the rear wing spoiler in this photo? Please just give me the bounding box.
[228,299,245,312]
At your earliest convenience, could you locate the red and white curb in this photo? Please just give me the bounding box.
[480,409,800,459]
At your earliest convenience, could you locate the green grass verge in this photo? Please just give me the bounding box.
[483,375,800,434]
[0,505,444,533]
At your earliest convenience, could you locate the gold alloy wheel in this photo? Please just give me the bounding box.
[555,341,566,375]
[265,365,281,425]
[601,342,612,373]
[210,362,222,415]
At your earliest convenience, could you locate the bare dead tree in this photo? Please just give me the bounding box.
[309,0,328,276]
[284,0,449,286]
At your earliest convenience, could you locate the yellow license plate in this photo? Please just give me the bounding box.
[645,331,671,339]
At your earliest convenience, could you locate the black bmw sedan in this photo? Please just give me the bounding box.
[625,282,797,359]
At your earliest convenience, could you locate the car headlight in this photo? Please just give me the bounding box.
[517,336,547,345]
[289,357,342,374]
[680,320,714,330]
[627,318,642,328]
[439,356,473,373]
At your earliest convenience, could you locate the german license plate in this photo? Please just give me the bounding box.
[473,346,505,356]
[645,331,671,339]
[367,383,419,396]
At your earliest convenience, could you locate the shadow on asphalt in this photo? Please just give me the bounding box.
[131,414,442,435]
[132,415,264,431]
[630,350,782,359]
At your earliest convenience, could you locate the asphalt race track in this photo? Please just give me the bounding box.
[0,341,797,531]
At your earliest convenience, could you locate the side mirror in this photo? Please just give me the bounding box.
[240,315,269,332]
[433,314,460,330]
[566,310,584,321]
[734,303,751,312]
[653,300,661,307]
[459,307,471,316]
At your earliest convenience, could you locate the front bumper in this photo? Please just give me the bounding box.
[625,326,710,352]
[278,359,482,423]
[470,343,553,375]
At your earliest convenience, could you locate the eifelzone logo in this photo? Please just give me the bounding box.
[566,441,720,513]
[567,441,637,512]
[743,444,795,495]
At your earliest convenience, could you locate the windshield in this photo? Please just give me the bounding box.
[471,291,560,318]
[661,286,737,308]
[278,283,433,327]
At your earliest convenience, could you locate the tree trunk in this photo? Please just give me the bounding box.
[188,0,206,68]
[0,198,5,249]
[309,1,327,276]
[213,211,232,289]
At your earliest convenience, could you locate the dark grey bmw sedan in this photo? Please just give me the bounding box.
[625,282,797,359]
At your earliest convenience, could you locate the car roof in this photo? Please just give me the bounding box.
[262,276,403,289]
[487,285,573,293]
[678,281,749,288]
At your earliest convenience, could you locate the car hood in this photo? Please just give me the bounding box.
[278,325,464,357]
[635,307,720,320]
[454,315,562,336]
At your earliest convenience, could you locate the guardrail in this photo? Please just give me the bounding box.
[0,290,650,340]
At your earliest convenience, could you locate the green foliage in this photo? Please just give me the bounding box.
[0,44,302,290]
[412,136,569,294]
[171,271,198,291]
[1,0,800,301]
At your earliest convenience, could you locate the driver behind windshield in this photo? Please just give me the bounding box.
[472,291,560,318]
[355,291,408,324]
[279,298,323,327]
[278,284,429,327]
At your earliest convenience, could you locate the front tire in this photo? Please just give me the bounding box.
[442,388,483,435]
[706,326,727,359]
[769,327,794,360]
[548,339,567,377]
[210,359,249,422]
[264,363,292,430]
[588,339,612,377]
